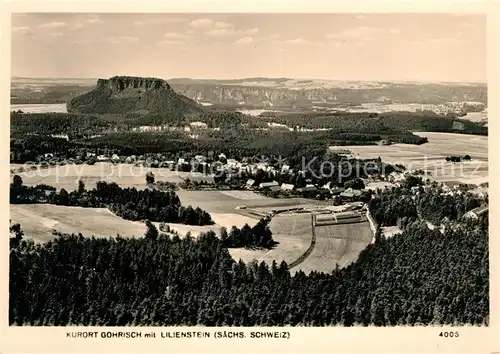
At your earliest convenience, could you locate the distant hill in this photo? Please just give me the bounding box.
[67,76,204,116]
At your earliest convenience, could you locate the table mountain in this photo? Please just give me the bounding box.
[67,76,204,116]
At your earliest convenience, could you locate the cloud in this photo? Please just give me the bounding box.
[190,18,214,29]
[157,40,184,46]
[51,32,64,38]
[283,38,315,45]
[246,28,259,35]
[72,23,84,30]
[234,36,258,45]
[270,33,281,39]
[163,32,191,40]
[410,37,462,47]
[205,28,237,36]
[87,18,103,25]
[214,21,234,29]
[206,27,259,37]
[12,26,33,35]
[38,22,68,29]
[103,36,139,44]
[326,26,398,42]
[134,18,186,26]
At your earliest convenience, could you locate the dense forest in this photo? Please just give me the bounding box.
[11,109,487,137]
[9,210,488,326]
[10,112,113,138]
[10,177,213,226]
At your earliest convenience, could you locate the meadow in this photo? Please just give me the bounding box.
[10,204,148,243]
[11,163,205,191]
[334,132,488,184]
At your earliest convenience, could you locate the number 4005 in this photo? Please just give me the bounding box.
[439,332,459,338]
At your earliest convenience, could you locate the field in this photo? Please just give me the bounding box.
[333,132,488,184]
[11,163,202,191]
[10,204,149,243]
[10,103,68,113]
[293,218,373,275]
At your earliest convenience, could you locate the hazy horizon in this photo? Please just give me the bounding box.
[12,13,486,82]
[11,75,487,84]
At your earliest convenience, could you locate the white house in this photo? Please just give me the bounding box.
[281,183,295,191]
[190,121,208,129]
[195,155,206,162]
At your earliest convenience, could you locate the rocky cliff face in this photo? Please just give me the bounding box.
[97,76,172,92]
[168,81,488,108]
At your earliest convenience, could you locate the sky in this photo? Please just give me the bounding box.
[11,13,487,82]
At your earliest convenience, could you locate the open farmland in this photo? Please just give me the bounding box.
[10,204,149,243]
[10,163,190,191]
[228,213,314,265]
[333,132,488,184]
[10,162,374,272]
[293,218,373,275]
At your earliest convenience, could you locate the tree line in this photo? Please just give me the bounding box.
[368,181,485,227]
[220,217,276,249]
[10,177,213,226]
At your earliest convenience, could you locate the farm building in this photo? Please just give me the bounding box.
[259,181,279,190]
